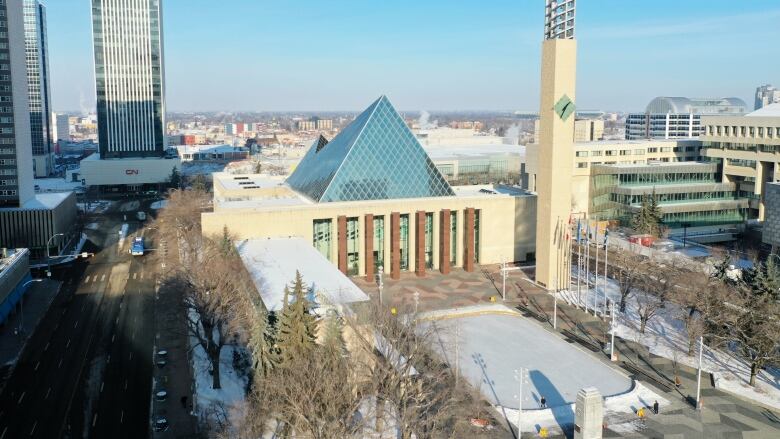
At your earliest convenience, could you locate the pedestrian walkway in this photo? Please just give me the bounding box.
[0,279,60,392]
[151,278,199,437]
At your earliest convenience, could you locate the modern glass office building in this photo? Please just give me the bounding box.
[91,0,166,158]
[626,97,747,140]
[23,0,52,177]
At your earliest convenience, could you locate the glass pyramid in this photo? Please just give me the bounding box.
[286,96,455,202]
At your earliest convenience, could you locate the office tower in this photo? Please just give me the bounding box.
[626,97,747,140]
[755,84,780,110]
[91,0,166,158]
[52,111,69,142]
[0,0,34,208]
[23,0,52,177]
[535,0,577,290]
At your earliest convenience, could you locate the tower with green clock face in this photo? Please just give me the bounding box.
[535,0,577,290]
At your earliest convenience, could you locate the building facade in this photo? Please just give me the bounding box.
[762,182,780,251]
[700,103,780,220]
[534,118,603,143]
[92,0,166,158]
[23,0,52,177]
[202,97,537,279]
[52,111,69,142]
[755,84,780,110]
[626,97,747,140]
[0,0,34,208]
[0,248,31,326]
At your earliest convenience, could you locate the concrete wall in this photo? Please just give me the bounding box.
[0,192,77,258]
[203,194,537,276]
[0,248,29,310]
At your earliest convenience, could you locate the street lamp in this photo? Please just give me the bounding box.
[47,233,67,277]
[16,278,44,334]
[377,266,384,306]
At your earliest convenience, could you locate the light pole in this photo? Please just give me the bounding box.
[500,262,520,301]
[46,233,67,277]
[377,266,384,306]
[413,291,420,315]
[610,302,617,361]
[696,335,704,410]
[16,278,44,334]
[514,368,527,438]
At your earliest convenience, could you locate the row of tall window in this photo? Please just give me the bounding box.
[312,210,479,275]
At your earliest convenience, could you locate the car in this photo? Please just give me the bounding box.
[131,237,145,256]
[153,417,169,432]
[136,211,147,221]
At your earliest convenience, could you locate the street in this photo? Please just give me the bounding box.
[0,199,159,439]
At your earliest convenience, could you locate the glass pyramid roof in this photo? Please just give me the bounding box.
[286,96,455,202]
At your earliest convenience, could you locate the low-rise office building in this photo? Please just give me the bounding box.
[0,192,78,259]
[0,248,31,326]
[701,103,780,220]
[79,153,181,191]
[175,144,249,162]
[762,182,780,251]
[202,96,537,279]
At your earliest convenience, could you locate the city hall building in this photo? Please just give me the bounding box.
[201,96,537,280]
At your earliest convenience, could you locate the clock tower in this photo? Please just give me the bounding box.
[535,0,577,290]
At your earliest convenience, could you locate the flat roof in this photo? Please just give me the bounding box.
[574,138,701,147]
[175,144,248,154]
[746,103,780,117]
[0,193,73,212]
[236,237,369,312]
[215,172,286,191]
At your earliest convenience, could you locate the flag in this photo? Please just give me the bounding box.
[576,219,581,244]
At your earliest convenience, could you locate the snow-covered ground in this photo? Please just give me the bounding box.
[150,200,168,210]
[556,271,780,411]
[188,309,249,432]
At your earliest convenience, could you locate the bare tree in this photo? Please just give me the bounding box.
[611,250,645,312]
[634,260,679,334]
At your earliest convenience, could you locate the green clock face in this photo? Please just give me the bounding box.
[554,94,575,121]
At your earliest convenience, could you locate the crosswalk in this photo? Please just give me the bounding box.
[82,272,147,284]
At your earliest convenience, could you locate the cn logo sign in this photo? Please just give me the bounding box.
[125,169,140,175]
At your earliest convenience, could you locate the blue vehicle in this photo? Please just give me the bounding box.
[131,237,145,256]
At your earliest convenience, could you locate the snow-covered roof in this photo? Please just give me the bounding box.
[20,192,73,210]
[746,102,780,117]
[235,237,369,312]
[174,144,247,154]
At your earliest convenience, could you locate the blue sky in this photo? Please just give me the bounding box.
[47,0,780,112]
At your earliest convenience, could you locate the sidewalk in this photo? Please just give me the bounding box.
[0,279,61,392]
[151,276,199,438]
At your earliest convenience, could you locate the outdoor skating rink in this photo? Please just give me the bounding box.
[426,308,633,410]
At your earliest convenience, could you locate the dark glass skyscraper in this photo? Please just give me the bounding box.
[23,0,52,176]
[91,0,166,159]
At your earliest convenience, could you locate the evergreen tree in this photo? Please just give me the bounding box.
[191,174,207,192]
[276,271,318,365]
[322,312,347,361]
[168,166,182,188]
[220,226,235,256]
[743,257,780,301]
[248,309,278,378]
[630,189,663,237]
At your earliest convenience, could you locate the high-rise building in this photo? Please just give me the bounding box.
[755,84,780,110]
[534,0,577,290]
[626,97,747,140]
[52,111,69,142]
[23,0,52,177]
[0,0,34,208]
[91,0,166,158]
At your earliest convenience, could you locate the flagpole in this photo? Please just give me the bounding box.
[585,222,590,314]
[593,223,599,317]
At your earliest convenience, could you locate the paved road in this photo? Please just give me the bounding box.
[0,202,159,439]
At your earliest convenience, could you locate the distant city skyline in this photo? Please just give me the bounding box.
[46,0,780,113]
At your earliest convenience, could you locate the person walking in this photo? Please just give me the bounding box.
[653,400,659,415]
[540,395,547,408]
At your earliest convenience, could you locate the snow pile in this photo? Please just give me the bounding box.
[150,200,168,210]
[556,271,780,410]
[181,161,226,177]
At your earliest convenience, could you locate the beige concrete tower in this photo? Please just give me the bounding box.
[535,0,577,289]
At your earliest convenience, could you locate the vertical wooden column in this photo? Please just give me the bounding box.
[415,211,426,277]
[464,208,475,272]
[337,215,347,275]
[390,212,401,280]
[364,214,374,282]
[439,209,451,274]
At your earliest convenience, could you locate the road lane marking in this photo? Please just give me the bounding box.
[92,413,98,427]
[66,338,71,348]
[82,303,86,311]
[120,410,124,423]
[1,426,6,439]
[100,382,104,393]
[107,354,110,364]
[74,321,78,329]
[115,316,119,325]
[124,379,128,390]
[111,334,115,343]
[44,342,49,351]
[133,273,137,279]
[129,352,133,360]
[58,358,63,368]
[101,274,106,282]
[17,392,25,404]
[29,421,36,436]
[34,361,39,371]
[45,388,51,399]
